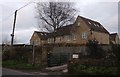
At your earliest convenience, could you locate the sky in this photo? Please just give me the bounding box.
[0,0,120,44]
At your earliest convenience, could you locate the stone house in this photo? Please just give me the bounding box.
[30,31,49,45]
[30,16,110,45]
[110,33,120,44]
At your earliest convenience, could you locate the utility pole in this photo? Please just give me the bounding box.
[10,2,34,46]
[32,41,35,66]
[11,10,17,46]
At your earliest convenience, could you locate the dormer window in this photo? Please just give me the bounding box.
[94,23,97,26]
[41,33,43,35]
[96,24,100,27]
[34,34,36,37]
[88,21,91,25]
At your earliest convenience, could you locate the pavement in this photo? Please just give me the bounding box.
[45,64,68,72]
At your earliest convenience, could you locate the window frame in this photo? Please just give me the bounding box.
[82,32,87,39]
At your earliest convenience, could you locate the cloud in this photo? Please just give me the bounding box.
[118,1,120,36]
[15,3,37,31]
[14,27,38,44]
[1,2,38,44]
[76,2,118,33]
[106,15,118,33]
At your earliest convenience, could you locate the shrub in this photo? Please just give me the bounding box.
[111,44,120,60]
[86,40,105,59]
[68,63,119,75]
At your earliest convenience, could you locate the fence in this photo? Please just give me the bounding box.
[47,52,70,67]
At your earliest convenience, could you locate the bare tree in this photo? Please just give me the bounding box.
[35,2,77,42]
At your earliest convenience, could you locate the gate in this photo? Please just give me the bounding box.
[47,52,70,67]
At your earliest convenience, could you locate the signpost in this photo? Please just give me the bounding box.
[32,41,35,66]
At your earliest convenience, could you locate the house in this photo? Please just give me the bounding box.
[30,31,49,45]
[110,33,120,44]
[47,16,110,44]
[30,16,110,45]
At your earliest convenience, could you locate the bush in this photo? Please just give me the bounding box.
[68,63,119,75]
[111,44,120,60]
[86,40,105,59]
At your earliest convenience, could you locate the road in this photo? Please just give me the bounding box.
[2,68,34,75]
[2,68,49,76]
[2,64,68,76]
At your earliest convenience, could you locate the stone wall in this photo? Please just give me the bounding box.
[42,44,112,66]
[2,44,112,66]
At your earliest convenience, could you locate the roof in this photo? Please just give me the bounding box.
[48,16,109,38]
[33,16,110,39]
[78,16,109,34]
[34,31,49,40]
[48,24,73,38]
[110,33,118,41]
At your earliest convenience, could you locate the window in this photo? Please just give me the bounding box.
[73,34,77,40]
[35,40,38,45]
[63,35,70,41]
[56,37,60,42]
[44,33,47,35]
[82,32,87,39]
[51,38,54,43]
[48,39,50,43]
[64,36,68,41]
[34,34,36,37]
[94,23,97,26]
[96,24,99,27]
[88,21,91,25]
[78,22,80,26]
[41,33,43,35]
[60,37,62,41]
[67,36,70,41]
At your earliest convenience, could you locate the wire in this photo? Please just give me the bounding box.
[2,1,36,22]
[17,1,35,11]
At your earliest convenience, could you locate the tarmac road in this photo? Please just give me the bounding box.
[2,68,33,75]
[2,64,67,76]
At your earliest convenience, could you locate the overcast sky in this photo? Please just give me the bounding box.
[0,0,120,44]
